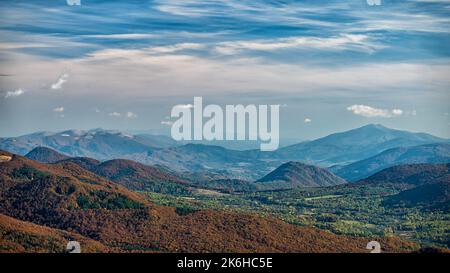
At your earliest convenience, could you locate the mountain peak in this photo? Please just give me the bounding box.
[361,123,388,130]
[257,161,347,188]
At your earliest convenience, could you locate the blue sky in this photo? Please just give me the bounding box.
[0,0,449,139]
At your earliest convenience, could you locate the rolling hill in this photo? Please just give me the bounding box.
[355,163,450,211]
[90,159,192,194]
[359,163,450,186]
[25,146,70,163]
[0,213,108,253]
[21,146,193,194]
[384,181,450,210]
[56,157,101,171]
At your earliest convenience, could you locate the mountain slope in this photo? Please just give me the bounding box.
[335,143,450,181]
[141,143,271,180]
[0,129,153,160]
[384,181,450,210]
[257,162,347,188]
[273,124,446,166]
[91,159,192,194]
[56,157,101,171]
[0,213,108,253]
[356,163,450,211]
[0,152,149,219]
[359,163,450,186]
[25,146,70,163]
[22,146,193,194]
[133,134,179,149]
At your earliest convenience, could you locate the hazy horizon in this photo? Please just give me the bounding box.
[1,123,448,142]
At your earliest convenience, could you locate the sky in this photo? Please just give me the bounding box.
[0,0,449,140]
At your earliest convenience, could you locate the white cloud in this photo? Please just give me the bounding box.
[126,111,138,118]
[108,112,121,117]
[53,106,64,112]
[107,111,137,118]
[304,118,312,123]
[51,73,69,90]
[347,105,403,118]
[392,109,403,116]
[4,89,25,98]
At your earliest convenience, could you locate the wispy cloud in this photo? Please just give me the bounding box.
[304,118,312,123]
[147,43,205,54]
[126,111,137,118]
[83,33,160,39]
[4,89,25,98]
[51,73,69,90]
[108,112,121,117]
[347,105,403,118]
[214,34,382,55]
[53,106,64,113]
[107,111,137,118]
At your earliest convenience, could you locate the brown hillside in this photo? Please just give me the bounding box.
[0,213,108,253]
[0,150,419,253]
[92,159,191,192]
[25,146,70,163]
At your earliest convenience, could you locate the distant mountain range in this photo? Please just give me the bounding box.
[0,129,153,160]
[1,124,449,181]
[334,143,450,181]
[271,124,446,166]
